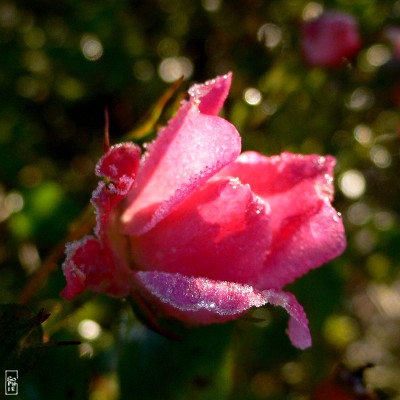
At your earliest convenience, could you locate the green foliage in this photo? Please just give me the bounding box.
[0,304,48,371]
[119,323,234,400]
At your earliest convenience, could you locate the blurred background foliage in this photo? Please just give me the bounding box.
[1,0,400,399]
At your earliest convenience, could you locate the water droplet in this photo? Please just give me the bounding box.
[333,213,340,222]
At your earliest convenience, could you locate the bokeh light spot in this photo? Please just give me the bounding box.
[201,0,221,12]
[366,44,391,67]
[244,88,262,106]
[0,1,19,28]
[281,362,305,385]
[78,319,101,340]
[374,211,395,231]
[347,87,374,111]
[18,242,41,274]
[56,76,85,100]
[368,283,400,319]
[158,56,193,82]
[0,190,24,222]
[354,124,374,146]
[323,315,359,347]
[133,60,154,81]
[81,34,103,61]
[157,37,179,58]
[347,202,371,226]
[369,145,392,168]
[257,23,282,49]
[366,253,391,280]
[302,2,323,21]
[339,169,366,199]
[24,27,46,49]
[4,191,24,214]
[354,228,377,254]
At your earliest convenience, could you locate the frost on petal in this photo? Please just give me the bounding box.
[92,178,132,237]
[260,201,346,288]
[262,289,311,350]
[92,143,141,236]
[95,142,141,181]
[219,152,346,288]
[131,178,270,284]
[188,72,232,116]
[61,236,132,300]
[133,271,311,349]
[121,76,241,236]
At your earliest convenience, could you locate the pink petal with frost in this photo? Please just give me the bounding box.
[121,74,241,235]
[188,73,232,115]
[133,271,311,349]
[219,151,346,288]
[259,200,345,288]
[262,289,311,350]
[61,236,132,300]
[131,177,270,284]
[92,143,141,236]
[95,142,141,181]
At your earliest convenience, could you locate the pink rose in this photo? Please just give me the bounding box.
[61,73,346,349]
[301,11,361,67]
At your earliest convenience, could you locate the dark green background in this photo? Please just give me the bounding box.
[1,0,400,398]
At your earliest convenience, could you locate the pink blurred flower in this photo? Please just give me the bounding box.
[385,26,400,60]
[61,73,346,349]
[301,11,361,68]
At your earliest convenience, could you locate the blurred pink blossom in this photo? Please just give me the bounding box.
[301,11,361,67]
[385,26,400,60]
[61,73,346,349]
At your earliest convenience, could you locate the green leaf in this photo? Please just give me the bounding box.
[119,320,234,400]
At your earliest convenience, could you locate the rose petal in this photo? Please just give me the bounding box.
[219,152,346,288]
[95,142,141,181]
[121,74,241,235]
[131,177,270,284]
[188,72,232,115]
[61,236,132,300]
[260,200,346,288]
[133,271,311,349]
[92,143,141,236]
[220,151,335,201]
[261,289,311,350]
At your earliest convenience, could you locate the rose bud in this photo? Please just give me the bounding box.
[61,73,346,349]
[301,11,361,68]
